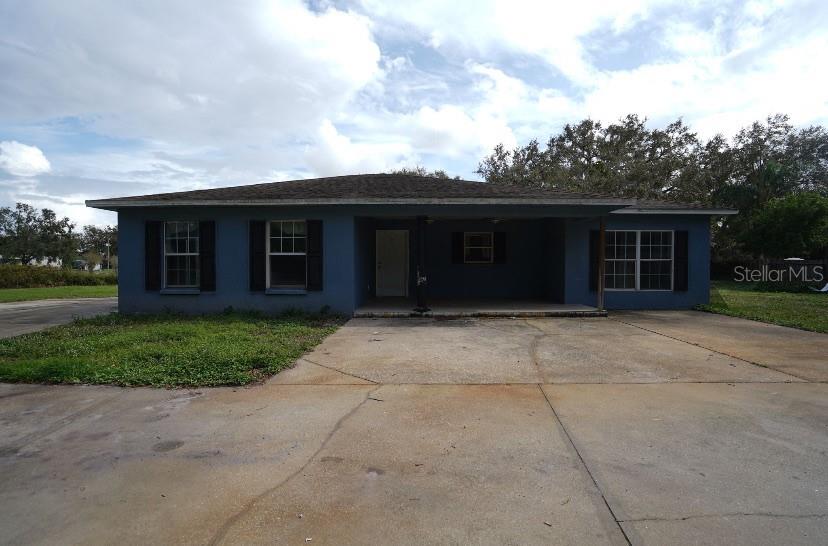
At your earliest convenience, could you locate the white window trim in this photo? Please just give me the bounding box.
[163,221,200,289]
[464,231,494,264]
[604,230,674,292]
[267,219,307,289]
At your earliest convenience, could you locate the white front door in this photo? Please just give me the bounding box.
[376,229,409,297]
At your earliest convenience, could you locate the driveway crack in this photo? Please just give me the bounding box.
[523,319,547,384]
[609,317,809,383]
[538,385,632,546]
[208,385,381,545]
[300,357,379,384]
[620,512,828,523]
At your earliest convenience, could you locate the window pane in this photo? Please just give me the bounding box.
[293,221,306,236]
[270,255,306,287]
[465,247,492,263]
[466,233,492,247]
[282,221,293,236]
[282,237,294,253]
[166,255,199,287]
[270,221,283,237]
[293,237,306,253]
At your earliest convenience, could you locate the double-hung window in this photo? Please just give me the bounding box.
[605,231,637,289]
[464,232,494,263]
[604,230,673,291]
[164,221,200,288]
[639,231,673,290]
[268,220,306,288]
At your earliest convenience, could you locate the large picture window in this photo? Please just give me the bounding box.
[604,230,673,291]
[464,232,494,263]
[268,220,306,288]
[164,221,200,288]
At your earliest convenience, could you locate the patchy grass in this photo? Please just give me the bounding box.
[0,312,343,387]
[698,281,828,334]
[0,285,118,303]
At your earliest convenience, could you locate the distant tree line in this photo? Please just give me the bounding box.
[0,203,118,270]
[477,114,828,262]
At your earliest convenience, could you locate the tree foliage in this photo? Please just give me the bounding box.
[0,203,76,265]
[477,114,828,260]
[391,166,459,179]
[740,193,828,259]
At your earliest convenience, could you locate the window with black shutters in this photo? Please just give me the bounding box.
[164,221,200,288]
[268,220,307,288]
[603,230,674,291]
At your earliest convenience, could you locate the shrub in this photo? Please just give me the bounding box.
[0,265,117,289]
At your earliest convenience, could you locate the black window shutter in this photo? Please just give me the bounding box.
[451,232,463,264]
[199,220,216,291]
[306,220,323,291]
[674,230,689,291]
[588,230,599,292]
[493,232,506,264]
[249,221,266,291]
[145,221,162,291]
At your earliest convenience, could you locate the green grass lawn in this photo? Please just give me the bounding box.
[0,285,118,303]
[698,281,828,334]
[0,312,343,387]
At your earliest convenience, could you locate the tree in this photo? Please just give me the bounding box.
[740,193,828,259]
[476,113,828,262]
[79,224,118,267]
[391,166,460,179]
[82,250,103,272]
[0,203,76,265]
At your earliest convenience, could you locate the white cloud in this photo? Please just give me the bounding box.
[305,119,414,176]
[0,141,51,177]
[0,0,381,144]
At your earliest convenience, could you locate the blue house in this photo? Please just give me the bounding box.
[86,174,736,316]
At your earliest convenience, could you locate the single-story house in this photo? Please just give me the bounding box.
[86,174,737,315]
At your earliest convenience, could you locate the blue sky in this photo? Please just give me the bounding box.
[1,0,827,225]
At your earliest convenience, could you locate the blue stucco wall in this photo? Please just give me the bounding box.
[563,215,711,309]
[117,205,713,314]
[118,207,357,314]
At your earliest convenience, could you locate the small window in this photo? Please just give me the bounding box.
[464,232,493,263]
[164,221,200,288]
[269,220,306,288]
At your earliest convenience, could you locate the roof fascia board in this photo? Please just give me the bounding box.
[612,208,738,215]
[86,197,637,209]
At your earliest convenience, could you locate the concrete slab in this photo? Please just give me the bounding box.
[543,383,828,545]
[303,318,542,384]
[215,385,627,545]
[530,321,798,384]
[0,297,117,338]
[0,383,373,545]
[300,317,796,385]
[612,310,828,382]
[355,299,605,318]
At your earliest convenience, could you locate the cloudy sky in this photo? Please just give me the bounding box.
[1,0,827,225]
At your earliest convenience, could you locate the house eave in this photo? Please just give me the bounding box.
[611,208,739,215]
[86,197,638,210]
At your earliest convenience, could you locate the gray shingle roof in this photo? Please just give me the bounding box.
[85,173,736,214]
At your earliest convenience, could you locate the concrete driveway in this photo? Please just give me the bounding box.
[0,297,118,338]
[1,311,826,545]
